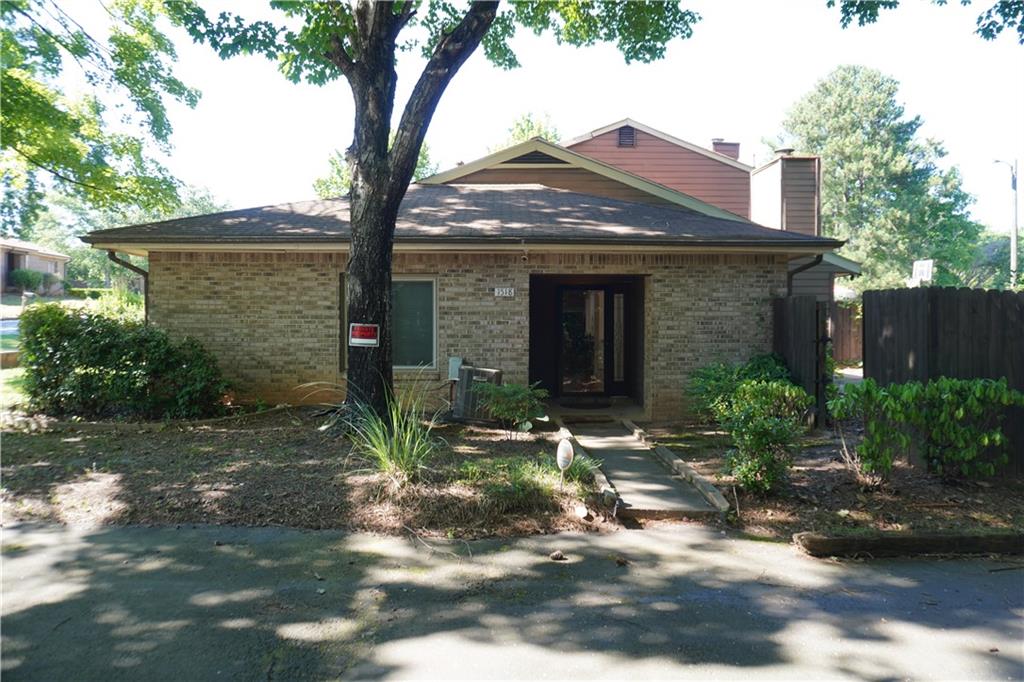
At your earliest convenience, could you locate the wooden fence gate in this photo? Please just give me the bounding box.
[831,304,862,365]
[863,287,1024,474]
[773,296,829,425]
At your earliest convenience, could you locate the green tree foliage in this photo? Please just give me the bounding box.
[491,112,561,151]
[313,137,438,199]
[829,0,1024,44]
[27,186,226,287]
[778,65,985,291]
[169,1,701,416]
[1,0,200,237]
[960,231,1015,289]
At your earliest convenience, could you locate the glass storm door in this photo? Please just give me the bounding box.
[560,288,605,394]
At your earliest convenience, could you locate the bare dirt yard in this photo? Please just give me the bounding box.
[642,422,1024,540]
[1,407,608,538]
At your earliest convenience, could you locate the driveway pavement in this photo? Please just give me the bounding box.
[2,522,1022,680]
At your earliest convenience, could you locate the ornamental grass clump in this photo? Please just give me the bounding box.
[346,389,441,489]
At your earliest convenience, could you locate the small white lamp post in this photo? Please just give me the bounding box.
[556,438,574,490]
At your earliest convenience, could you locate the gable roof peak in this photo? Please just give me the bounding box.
[562,118,753,172]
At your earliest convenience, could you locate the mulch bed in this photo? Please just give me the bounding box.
[641,422,1024,540]
[1,408,609,538]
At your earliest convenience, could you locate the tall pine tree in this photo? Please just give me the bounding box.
[778,65,983,291]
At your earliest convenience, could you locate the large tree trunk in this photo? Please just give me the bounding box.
[346,192,399,416]
[341,0,498,417]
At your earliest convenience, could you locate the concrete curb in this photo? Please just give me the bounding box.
[551,416,620,508]
[621,418,730,514]
[793,530,1024,558]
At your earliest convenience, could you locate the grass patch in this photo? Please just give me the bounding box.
[454,452,601,515]
[1,332,18,351]
[1,367,27,409]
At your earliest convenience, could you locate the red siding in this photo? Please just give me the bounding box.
[567,129,751,218]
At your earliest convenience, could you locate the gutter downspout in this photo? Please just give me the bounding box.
[787,254,823,297]
[107,250,149,323]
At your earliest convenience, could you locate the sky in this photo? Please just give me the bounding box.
[137,1,1023,233]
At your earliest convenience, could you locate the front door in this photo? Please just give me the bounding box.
[557,285,629,396]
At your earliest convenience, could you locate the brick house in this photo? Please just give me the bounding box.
[83,120,846,420]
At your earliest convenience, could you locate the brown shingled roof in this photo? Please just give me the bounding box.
[83,184,842,249]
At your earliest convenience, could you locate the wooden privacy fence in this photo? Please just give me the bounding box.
[831,304,862,365]
[773,296,829,425]
[863,287,1024,474]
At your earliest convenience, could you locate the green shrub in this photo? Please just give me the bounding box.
[686,353,792,422]
[346,390,440,488]
[829,379,907,480]
[685,361,738,422]
[18,304,228,419]
[95,287,144,322]
[9,269,43,292]
[829,377,1024,479]
[719,380,812,494]
[67,287,111,300]
[41,272,61,290]
[473,381,549,439]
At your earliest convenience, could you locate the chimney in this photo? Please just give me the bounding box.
[712,138,740,160]
[773,147,795,158]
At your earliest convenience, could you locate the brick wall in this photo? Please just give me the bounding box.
[149,250,787,419]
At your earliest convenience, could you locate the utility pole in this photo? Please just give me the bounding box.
[995,159,1018,288]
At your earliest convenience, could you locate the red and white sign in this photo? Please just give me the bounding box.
[348,323,379,347]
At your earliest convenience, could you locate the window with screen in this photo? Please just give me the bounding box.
[392,279,435,368]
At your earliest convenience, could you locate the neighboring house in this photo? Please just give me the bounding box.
[1,238,70,292]
[82,122,846,420]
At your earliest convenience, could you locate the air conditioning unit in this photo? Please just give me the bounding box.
[453,365,502,421]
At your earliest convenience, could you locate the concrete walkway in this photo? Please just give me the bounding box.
[3,523,1022,681]
[570,422,715,517]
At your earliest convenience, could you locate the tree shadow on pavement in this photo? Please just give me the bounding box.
[3,523,1023,680]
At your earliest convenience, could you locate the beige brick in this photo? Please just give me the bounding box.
[149,250,787,419]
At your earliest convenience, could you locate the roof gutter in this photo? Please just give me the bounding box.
[787,254,823,296]
[107,250,149,323]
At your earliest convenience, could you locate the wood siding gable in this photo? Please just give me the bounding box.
[566,129,752,219]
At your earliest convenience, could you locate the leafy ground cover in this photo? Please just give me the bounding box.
[643,422,1024,539]
[0,408,604,538]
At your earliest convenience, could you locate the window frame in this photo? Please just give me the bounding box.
[391,275,438,371]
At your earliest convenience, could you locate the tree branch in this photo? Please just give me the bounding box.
[388,1,498,194]
[10,145,126,199]
[325,34,355,78]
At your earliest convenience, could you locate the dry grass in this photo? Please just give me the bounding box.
[1,409,607,538]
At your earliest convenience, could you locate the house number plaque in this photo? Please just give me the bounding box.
[494,287,515,297]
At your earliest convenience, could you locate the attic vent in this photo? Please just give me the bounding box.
[502,151,569,165]
[617,126,636,147]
